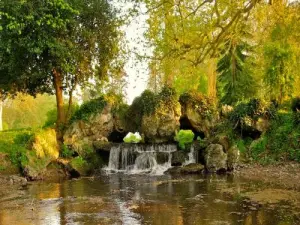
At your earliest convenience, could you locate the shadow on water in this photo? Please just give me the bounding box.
[0,173,300,225]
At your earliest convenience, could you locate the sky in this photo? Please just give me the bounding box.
[122,4,150,104]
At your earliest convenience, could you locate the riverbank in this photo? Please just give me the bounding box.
[235,162,300,190]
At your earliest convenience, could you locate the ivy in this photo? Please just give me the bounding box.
[71,97,107,122]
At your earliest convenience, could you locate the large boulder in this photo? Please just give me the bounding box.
[64,104,114,151]
[205,144,227,173]
[180,92,218,137]
[141,102,181,143]
[23,129,60,180]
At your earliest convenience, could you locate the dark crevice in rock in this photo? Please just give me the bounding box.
[179,116,205,140]
[108,130,126,143]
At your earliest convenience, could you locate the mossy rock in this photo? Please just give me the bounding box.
[23,154,52,180]
[205,144,227,173]
[167,163,205,174]
[69,157,91,176]
[0,153,19,175]
[32,129,59,160]
[181,163,205,174]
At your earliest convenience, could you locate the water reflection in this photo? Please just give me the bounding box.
[0,174,299,225]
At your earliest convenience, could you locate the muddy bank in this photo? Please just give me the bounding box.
[235,162,300,190]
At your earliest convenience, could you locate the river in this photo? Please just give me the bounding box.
[0,173,300,225]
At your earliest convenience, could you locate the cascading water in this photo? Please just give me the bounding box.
[183,145,198,166]
[104,144,177,175]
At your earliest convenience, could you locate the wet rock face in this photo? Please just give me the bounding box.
[205,144,227,173]
[64,105,114,151]
[141,102,181,143]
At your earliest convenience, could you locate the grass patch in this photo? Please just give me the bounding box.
[0,129,33,168]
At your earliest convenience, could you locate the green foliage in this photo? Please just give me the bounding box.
[249,136,268,161]
[217,39,257,105]
[266,112,300,162]
[70,156,90,175]
[123,133,142,143]
[61,145,74,158]
[263,24,294,103]
[174,130,195,150]
[228,99,276,131]
[44,103,79,127]
[71,97,106,122]
[13,132,34,145]
[3,94,56,130]
[0,130,32,168]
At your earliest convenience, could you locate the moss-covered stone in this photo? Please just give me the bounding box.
[180,91,218,137]
[32,129,59,160]
[69,157,90,176]
[167,163,205,174]
[0,153,19,175]
[205,144,227,173]
[23,129,59,180]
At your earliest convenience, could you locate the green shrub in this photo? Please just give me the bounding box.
[123,132,142,143]
[71,97,106,122]
[249,135,268,161]
[266,112,300,162]
[61,144,74,158]
[229,98,276,131]
[70,156,90,176]
[14,132,34,145]
[174,130,195,150]
[44,104,79,128]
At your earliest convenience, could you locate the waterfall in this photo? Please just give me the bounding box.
[183,145,197,166]
[104,144,177,175]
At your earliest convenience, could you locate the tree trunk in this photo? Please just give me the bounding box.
[207,58,217,101]
[0,99,3,131]
[52,68,65,143]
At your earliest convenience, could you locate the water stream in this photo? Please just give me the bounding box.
[104,144,177,175]
[0,174,299,225]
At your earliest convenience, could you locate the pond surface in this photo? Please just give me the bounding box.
[0,173,300,225]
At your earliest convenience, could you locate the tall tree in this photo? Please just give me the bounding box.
[217,30,257,105]
[0,0,121,140]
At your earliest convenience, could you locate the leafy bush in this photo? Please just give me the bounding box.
[174,130,195,150]
[249,135,268,161]
[61,144,74,158]
[44,104,79,128]
[123,132,142,143]
[71,97,106,122]
[14,132,34,145]
[228,98,276,131]
[266,112,300,162]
